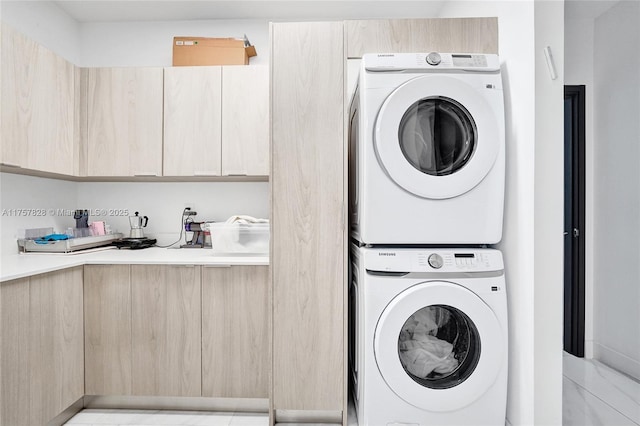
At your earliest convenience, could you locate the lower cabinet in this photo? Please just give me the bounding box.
[131,265,201,397]
[202,265,270,398]
[84,264,269,400]
[0,267,84,426]
[84,265,201,397]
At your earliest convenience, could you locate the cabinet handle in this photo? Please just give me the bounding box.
[0,162,22,168]
[193,171,220,176]
[133,172,158,177]
[224,173,247,177]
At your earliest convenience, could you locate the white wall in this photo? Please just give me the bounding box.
[0,173,77,257]
[564,16,595,358]
[78,19,269,67]
[0,0,81,63]
[75,181,269,245]
[592,0,640,380]
[533,2,564,424]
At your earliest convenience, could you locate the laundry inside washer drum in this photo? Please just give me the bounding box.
[398,305,481,389]
[398,96,477,177]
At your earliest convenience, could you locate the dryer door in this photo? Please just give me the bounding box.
[374,280,504,412]
[374,75,500,199]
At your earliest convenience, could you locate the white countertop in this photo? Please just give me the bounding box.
[0,247,269,282]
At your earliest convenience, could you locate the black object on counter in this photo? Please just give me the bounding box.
[112,238,157,250]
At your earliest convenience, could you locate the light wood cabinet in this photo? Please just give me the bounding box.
[1,268,83,426]
[85,265,202,397]
[222,66,269,176]
[86,67,163,176]
[0,24,76,175]
[163,65,269,177]
[163,66,222,177]
[271,21,345,418]
[131,265,202,397]
[0,278,30,426]
[29,268,84,425]
[345,18,499,58]
[84,265,132,395]
[202,265,269,398]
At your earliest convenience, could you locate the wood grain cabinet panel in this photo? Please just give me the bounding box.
[1,268,83,426]
[29,267,84,425]
[271,21,345,413]
[87,67,163,177]
[345,18,499,58]
[163,66,222,177]
[202,266,269,398]
[0,278,30,426]
[84,265,132,395]
[131,265,201,397]
[221,66,269,176]
[1,24,75,175]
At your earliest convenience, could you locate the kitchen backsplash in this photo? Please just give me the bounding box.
[0,173,269,255]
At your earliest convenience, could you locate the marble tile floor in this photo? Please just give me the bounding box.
[64,409,268,426]
[563,352,640,426]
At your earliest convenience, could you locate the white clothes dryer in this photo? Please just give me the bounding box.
[350,245,508,426]
[349,53,505,245]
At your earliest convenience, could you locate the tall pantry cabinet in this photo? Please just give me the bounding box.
[270,22,346,423]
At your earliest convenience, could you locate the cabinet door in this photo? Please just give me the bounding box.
[87,67,163,176]
[222,66,269,176]
[131,265,201,396]
[202,266,269,398]
[164,66,222,176]
[345,18,499,58]
[0,278,30,426]
[271,22,345,414]
[1,24,75,175]
[29,267,84,425]
[84,265,132,395]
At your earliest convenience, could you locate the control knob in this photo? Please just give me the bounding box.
[428,253,444,269]
[426,52,441,66]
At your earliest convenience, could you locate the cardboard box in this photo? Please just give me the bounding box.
[173,36,257,66]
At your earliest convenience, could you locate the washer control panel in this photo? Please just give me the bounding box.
[364,248,503,273]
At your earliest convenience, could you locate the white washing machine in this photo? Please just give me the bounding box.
[349,52,505,245]
[349,245,507,426]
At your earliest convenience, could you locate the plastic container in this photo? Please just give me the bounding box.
[206,222,269,255]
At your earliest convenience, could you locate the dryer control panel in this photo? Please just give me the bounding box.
[363,247,503,274]
[364,52,501,73]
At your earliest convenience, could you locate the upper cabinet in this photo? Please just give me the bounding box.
[345,18,499,58]
[1,24,76,175]
[222,66,269,176]
[163,66,222,177]
[86,67,164,177]
[163,65,269,177]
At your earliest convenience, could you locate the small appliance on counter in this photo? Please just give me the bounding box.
[112,238,157,250]
[129,212,149,239]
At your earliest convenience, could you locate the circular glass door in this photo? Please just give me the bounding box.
[399,97,476,176]
[398,305,480,390]
[374,75,501,199]
[374,281,504,412]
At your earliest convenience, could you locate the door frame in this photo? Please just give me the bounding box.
[564,85,586,357]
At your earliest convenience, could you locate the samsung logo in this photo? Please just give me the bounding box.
[378,252,396,257]
[377,54,395,57]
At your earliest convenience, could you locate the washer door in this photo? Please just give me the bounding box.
[374,281,504,412]
[374,75,500,199]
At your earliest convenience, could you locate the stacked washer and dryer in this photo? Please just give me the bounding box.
[348,53,508,425]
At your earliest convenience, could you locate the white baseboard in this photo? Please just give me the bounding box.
[593,342,640,380]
